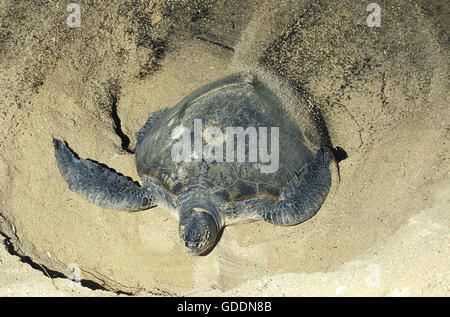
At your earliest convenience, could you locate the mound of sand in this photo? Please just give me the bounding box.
[0,0,448,296]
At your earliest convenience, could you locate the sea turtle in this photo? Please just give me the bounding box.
[53,73,335,255]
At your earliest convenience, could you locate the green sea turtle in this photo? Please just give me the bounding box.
[54,73,336,255]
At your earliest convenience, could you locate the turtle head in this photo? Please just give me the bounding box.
[179,207,220,255]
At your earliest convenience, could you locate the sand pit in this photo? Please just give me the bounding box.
[0,0,448,296]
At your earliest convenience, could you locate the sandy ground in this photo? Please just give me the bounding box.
[0,0,448,296]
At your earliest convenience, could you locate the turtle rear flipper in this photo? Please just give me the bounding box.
[264,147,333,225]
[231,147,333,226]
[53,139,161,211]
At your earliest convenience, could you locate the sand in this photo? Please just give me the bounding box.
[0,0,448,296]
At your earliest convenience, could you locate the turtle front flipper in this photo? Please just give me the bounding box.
[231,147,333,226]
[53,139,167,211]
